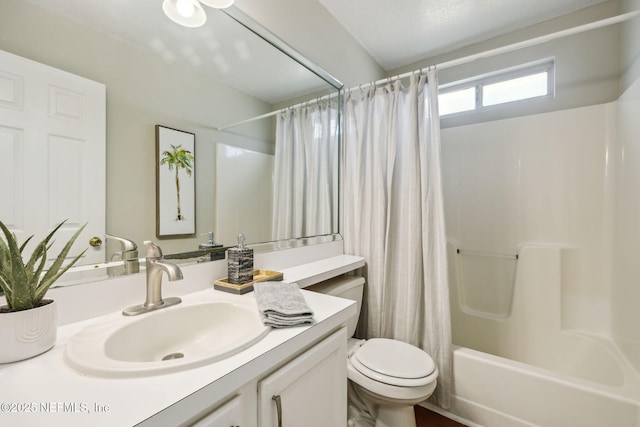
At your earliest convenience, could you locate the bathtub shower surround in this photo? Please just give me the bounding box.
[441,77,640,425]
[342,70,452,408]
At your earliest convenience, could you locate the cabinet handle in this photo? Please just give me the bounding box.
[272,395,282,427]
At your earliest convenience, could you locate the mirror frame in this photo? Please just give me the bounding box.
[221,8,343,93]
[217,7,345,255]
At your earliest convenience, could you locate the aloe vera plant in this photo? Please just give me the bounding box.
[0,220,86,312]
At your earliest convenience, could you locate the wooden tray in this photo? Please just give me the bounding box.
[213,270,284,294]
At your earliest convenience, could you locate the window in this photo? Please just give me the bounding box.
[439,87,475,116]
[438,59,554,117]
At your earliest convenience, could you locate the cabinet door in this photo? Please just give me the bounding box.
[191,395,242,427]
[258,328,347,427]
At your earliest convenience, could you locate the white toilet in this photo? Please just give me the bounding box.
[308,276,438,427]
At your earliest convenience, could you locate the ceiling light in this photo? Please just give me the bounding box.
[199,0,235,9]
[162,0,207,28]
[176,0,195,17]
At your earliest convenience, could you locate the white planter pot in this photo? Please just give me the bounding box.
[0,299,57,364]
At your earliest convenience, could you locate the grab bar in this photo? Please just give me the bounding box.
[456,248,518,260]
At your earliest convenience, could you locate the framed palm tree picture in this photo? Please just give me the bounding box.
[156,125,196,238]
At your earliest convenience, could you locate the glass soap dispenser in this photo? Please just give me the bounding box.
[227,234,254,284]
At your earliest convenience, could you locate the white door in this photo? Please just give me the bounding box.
[0,49,106,264]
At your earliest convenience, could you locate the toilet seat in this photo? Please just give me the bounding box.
[351,338,435,387]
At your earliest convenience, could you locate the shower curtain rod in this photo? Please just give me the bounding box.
[356,9,640,91]
[217,9,640,131]
[216,94,338,131]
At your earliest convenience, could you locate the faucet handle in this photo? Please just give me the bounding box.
[144,240,163,259]
[105,234,137,251]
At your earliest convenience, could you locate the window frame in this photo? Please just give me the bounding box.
[438,58,555,117]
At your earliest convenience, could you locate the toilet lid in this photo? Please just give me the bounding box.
[353,338,435,382]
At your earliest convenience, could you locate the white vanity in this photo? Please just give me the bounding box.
[0,243,364,427]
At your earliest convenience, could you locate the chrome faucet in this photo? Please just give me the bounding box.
[123,241,183,316]
[105,234,140,275]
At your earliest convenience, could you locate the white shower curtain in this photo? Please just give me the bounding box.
[272,101,339,241]
[342,71,452,408]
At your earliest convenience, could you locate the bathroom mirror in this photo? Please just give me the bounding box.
[0,1,342,286]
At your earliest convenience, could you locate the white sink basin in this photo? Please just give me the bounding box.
[64,300,270,377]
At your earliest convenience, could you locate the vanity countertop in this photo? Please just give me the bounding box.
[0,255,364,427]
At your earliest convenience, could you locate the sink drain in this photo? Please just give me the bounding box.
[162,352,185,361]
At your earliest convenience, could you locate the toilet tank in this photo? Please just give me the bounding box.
[307,275,364,337]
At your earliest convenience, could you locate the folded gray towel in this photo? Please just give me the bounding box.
[253,282,315,328]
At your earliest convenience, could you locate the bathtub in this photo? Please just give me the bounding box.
[438,245,640,426]
[440,344,640,427]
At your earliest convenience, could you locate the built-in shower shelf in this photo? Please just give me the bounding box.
[455,248,519,319]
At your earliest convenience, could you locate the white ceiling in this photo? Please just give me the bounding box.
[317,0,609,70]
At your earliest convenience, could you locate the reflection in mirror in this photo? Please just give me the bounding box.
[0,1,342,288]
[271,101,340,241]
